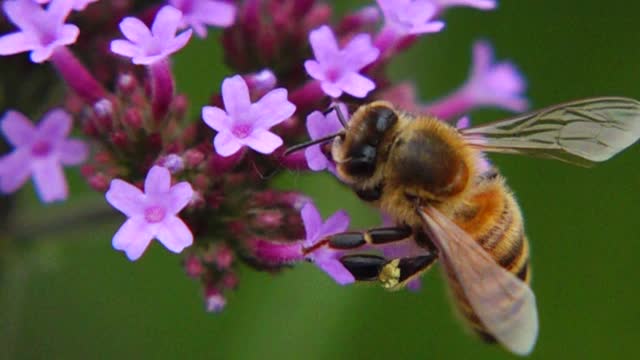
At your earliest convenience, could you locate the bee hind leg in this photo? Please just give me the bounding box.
[339,254,437,289]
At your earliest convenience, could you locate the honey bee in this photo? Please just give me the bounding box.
[287,97,640,355]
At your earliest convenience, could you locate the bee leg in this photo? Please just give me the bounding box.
[339,254,437,288]
[327,226,413,250]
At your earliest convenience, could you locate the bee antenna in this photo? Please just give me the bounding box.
[283,132,342,156]
[323,104,349,128]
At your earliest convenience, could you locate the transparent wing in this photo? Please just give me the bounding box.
[461,97,640,167]
[418,206,538,356]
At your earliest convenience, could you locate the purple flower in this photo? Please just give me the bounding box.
[169,0,236,38]
[36,0,98,11]
[0,109,88,202]
[304,25,379,98]
[110,5,193,65]
[431,0,496,13]
[376,0,445,36]
[105,165,194,261]
[202,75,296,157]
[425,40,528,119]
[300,202,354,285]
[304,104,348,172]
[0,0,79,63]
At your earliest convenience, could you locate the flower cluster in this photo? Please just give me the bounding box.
[0,0,527,310]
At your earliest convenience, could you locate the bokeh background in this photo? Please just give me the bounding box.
[2,1,639,359]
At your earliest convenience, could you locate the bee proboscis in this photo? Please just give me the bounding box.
[289,97,640,355]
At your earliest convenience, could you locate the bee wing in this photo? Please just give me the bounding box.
[460,97,640,167]
[418,206,538,356]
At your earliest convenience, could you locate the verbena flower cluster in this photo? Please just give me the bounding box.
[0,0,527,311]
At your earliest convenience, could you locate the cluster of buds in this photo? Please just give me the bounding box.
[0,0,528,311]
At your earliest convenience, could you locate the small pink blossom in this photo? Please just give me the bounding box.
[425,40,528,119]
[169,0,236,38]
[0,0,79,63]
[377,0,445,36]
[304,104,349,172]
[431,0,496,13]
[304,25,379,98]
[110,5,193,65]
[36,0,98,11]
[0,109,88,202]
[105,165,194,261]
[202,75,296,157]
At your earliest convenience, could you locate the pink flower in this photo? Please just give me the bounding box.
[431,0,496,13]
[425,40,528,119]
[105,166,194,261]
[0,109,88,202]
[304,104,348,172]
[169,0,236,38]
[202,75,296,157]
[0,0,79,63]
[376,0,445,36]
[110,5,193,65]
[304,25,379,98]
[36,0,98,11]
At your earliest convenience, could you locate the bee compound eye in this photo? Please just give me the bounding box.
[373,107,398,133]
[346,144,376,177]
[355,183,383,201]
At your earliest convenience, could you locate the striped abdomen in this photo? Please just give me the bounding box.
[448,176,530,341]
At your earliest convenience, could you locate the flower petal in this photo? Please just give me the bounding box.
[242,129,283,154]
[303,60,326,82]
[0,32,39,56]
[164,29,192,55]
[38,108,72,140]
[195,1,236,27]
[341,33,379,71]
[308,25,339,65]
[0,151,31,194]
[58,139,89,165]
[471,40,493,80]
[3,0,41,34]
[119,17,151,44]
[144,165,171,194]
[301,202,322,244]
[213,131,244,157]
[32,159,67,202]
[305,145,329,171]
[112,218,154,261]
[30,46,55,63]
[166,181,193,214]
[337,72,376,98]
[319,81,343,98]
[105,179,145,217]
[1,110,36,147]
[318,209,350,238]
[253,88,296,128]
[47,0,74,23]
[152,6,183,41]
[202,106,231,132]
[316,258,355,285]
[110,39,139,58]
[221,75,251,118]
[155,216,193,254]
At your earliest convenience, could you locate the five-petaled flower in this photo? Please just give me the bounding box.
[304,25,380,98]
[0,109,88,202]
[36,0,98,11]
[0,0,79,63]
[202,75,296,157]
[110,5,193,65]
[425,40,528,119]
[376,0,445,36]
[105,166,194,261]
[304,104,348,172]
[169,0,236,38]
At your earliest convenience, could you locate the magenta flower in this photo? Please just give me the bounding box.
[304,25,379,98]
[431,0,496,13]
[376,0,445,36]
[0,109,88,202]
[202,75,296,157]
[425,40,528,119]
[300,202,354,285]
[105,166,194,261]
[110,5,193,65]
[169,0,236,38]
[0,0,79,63]
[304,104,348,172]
[36,0,98,11]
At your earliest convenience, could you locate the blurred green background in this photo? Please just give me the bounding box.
[2,1,640,359]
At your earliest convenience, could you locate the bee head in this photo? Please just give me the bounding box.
[332,101,399,183]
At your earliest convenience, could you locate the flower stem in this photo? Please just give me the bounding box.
[50,47,107,104]
[149,59,175,122]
